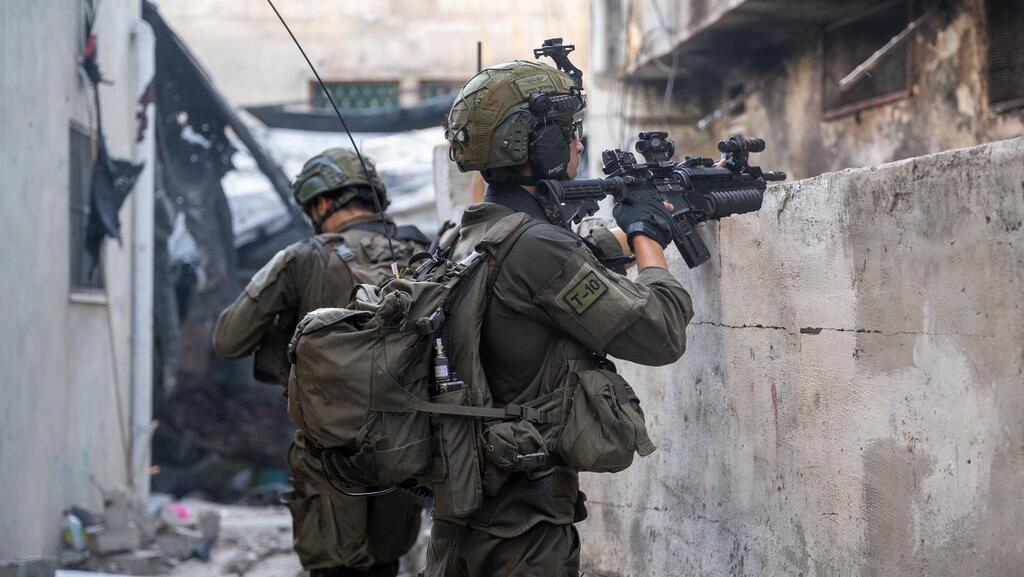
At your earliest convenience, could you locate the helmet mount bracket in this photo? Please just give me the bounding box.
[533,38,583,89]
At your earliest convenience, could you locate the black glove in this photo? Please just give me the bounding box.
[613,196,673,249]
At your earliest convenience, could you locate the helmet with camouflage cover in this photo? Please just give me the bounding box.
[446,60,585,176]
[291,148,390,212]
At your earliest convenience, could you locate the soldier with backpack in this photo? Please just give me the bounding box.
[417,58,694,575]
[285,53,692,577]
[213,148,427,577]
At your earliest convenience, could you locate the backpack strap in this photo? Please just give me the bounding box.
[310,235,358,265]
[416,399,558,424]
[309,235,357,300]
[415,213,556,419]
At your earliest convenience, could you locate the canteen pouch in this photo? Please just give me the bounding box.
[556,368,656,473]
[482,420,548,473]
[430,389,483,518]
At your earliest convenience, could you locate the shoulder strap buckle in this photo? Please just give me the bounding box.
[452,251,485,277]
[504,403,546,422]
[334,243,357,262]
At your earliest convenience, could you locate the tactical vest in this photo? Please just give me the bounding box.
[287,213,655,517]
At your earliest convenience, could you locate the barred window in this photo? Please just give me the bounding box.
[419,81,460,100]
[987,0,1024,111]
[313,81,399,110]
[823,1,912,119]
[69,123,104,291]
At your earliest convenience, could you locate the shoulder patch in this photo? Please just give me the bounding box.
[563,271,608,314]
[547,256,649,345]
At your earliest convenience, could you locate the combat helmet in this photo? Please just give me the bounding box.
[446,60,585,181]
[291,148,390,212]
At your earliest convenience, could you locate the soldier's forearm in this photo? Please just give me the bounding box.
[633,236,668,271]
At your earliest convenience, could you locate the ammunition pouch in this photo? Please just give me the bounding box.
[483,420,548,472]
[556,368,656,473]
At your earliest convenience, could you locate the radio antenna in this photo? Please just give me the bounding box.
[266,0,399,278]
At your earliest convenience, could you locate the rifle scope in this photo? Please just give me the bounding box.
[718,137,765,154]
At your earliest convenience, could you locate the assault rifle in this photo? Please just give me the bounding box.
[536,132,786,268]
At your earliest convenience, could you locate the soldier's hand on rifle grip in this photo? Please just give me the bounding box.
[610,201,675,258]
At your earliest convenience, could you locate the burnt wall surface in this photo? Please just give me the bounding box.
[617,0,1022,182]
[578,137,1024,577]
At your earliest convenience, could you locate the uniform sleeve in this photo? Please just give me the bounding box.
[212,248,298,359]
[496,225,693,366]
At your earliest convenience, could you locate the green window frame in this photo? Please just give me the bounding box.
[312,81,400,110]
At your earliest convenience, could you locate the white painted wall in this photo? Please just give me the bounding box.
[0,0,150,565]
[579,138,1024,576]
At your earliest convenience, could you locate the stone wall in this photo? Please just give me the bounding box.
[578,137,1024,576]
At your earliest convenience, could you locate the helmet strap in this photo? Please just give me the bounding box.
[509,175,538,186]
[309,196,347,234]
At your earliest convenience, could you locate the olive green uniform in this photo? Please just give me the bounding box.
[422,185,693,577]
[214,214,425,575]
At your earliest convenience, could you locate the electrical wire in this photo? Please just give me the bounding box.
[265,0,399,278]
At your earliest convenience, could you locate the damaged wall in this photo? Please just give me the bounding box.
[590,0,1023,182]
[578,137,1024,576]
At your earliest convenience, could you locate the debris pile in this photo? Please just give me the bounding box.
[60,488,220,575]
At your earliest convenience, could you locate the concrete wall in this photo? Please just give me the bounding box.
[0,0,147,565]
[155,0,590,108]
[578,137,1024,577]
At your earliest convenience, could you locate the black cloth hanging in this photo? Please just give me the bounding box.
[85,132,144,257]
[80,10,144,260]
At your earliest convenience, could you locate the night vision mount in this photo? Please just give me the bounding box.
[534,37,583,89]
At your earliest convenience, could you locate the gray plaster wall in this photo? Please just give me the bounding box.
[578,138,1024,577]
[0,0,143,564]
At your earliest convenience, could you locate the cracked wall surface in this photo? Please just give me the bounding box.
[578,138,1024,577]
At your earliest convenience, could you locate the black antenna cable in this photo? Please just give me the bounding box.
[265,0,399,278]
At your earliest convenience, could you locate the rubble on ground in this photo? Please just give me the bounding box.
[59,489,221,575]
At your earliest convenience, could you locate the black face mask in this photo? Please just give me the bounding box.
[527,122,572,181]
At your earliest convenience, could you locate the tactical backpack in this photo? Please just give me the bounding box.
[251,224,426,385]
[287,212,656,517]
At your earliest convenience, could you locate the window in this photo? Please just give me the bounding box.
[987,0,1024,111]
[419,81,460,101]
[69,124,103,291]
[312,81,399,110]
[822,1,912,119]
